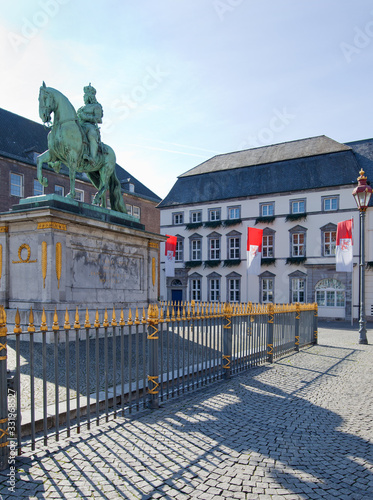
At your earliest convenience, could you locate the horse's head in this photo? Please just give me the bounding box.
[39,82,55,125]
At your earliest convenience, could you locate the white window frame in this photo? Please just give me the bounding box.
[191,279,201,301]
[190,210,202,223]
[323,230,336,256]
[126,204,133,215]
[173,212,184,225]
[260,202,274,217]
[209,278,220,302]
[10,173,23,197]
[133,206,141,219]
[74,189,84,202]
[292,232,305,257]
[175,240,183,262]
[322,196,339,212]
[261,278,274,303]
[209,208,221,221]
[290,199,306,214]
[262,234,274,258]
[33,179,44,196]
[228,237,240,260]
[54,185,65,197]
[291,278,306,303]
[191,239,202,261]
[209,238,220,260]
[228,206,240,220]
[228,278,240,303]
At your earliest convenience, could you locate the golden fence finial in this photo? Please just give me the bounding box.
[111,307,117,327]
[119,308,125,326]
[134,307,140,325]
[166,304,170,323]
[41,307,48,332]
[0,305,5,328]
[14,308,22,334]
[28,307,35,333]
[160,305,164,323]
[74,307,80,329]
[94,309,100,328]
[84,308,91,328]
[52,307,59,331]
[128,308,134,326]
[176,304,181,321]
[64,308,71,330]
[142,307,147,324]
[103,308,109,327]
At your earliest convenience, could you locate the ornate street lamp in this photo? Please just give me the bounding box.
[352,169,372,344]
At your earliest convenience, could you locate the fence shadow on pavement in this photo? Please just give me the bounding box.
[4,341,373,499]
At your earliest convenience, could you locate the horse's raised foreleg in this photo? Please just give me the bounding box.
[36,151,50,187]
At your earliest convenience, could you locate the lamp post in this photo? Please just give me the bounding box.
[352,169,372,344]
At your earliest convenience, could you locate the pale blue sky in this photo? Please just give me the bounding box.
[1,1,373,198]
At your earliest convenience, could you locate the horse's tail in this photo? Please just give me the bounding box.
[109,173,127,213]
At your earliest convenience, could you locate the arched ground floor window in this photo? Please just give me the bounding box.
[315,278,346,318]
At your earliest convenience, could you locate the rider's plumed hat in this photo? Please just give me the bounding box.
[84,83,96,96]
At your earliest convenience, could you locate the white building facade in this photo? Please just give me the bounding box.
[159,136,373,321]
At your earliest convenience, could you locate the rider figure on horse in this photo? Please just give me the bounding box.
[77,84,103,164]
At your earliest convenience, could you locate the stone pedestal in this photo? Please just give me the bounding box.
[0,195,165,336]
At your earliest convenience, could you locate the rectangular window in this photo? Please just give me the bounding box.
[262,235,274,258]
[210,279,220,302]
[10,173,23,197]
[261,203,274,217]
[229,279,240,302]
[228,237,240,260]
[74,189,84,202]
[190,211,202,223]
[209,239,220,260]
[228,206,240,219]
[262,278,273,303]
[126,204,133,215]
[326,291,335,307]
[316,290,325,306]
[323,197,338,211]
[291,200,305,214]
[292,278,305,303]
[209,208,221,221]
[55,185,64,197]
[173,213,184,225]
[323,231,336,256]
[33,179,44,196]
[175,240,183,262]
[191,240,201,261]
[292,233,305,257]
[133,206,141,218]
[191,279,201,301]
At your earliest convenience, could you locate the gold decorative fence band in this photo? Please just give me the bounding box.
[267,344,274,355]
[0,243,2,281]
[223,354,231,369]
[147,375,159,394]
[5,302,318,333]
[0,226,8,233]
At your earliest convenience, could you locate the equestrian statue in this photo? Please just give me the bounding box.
[37,82,127,213]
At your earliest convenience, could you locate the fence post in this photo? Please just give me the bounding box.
[267,303,274,363]
[313,303,318,345]
[223,303,232,379]
[295,302,300,351]
[0,306,9,470]
[147,304,159,409]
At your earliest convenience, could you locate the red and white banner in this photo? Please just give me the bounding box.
[336,219,353,273]
[247,227,263,275]
[165,235,177,277]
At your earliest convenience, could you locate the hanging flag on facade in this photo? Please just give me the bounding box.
[247,227,263,275]
[336,219,353,272]
[165,235,177,277]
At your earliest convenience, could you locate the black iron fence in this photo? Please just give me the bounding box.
[0,301,317,469]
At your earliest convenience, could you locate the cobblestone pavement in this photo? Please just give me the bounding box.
[0,323,372,499]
